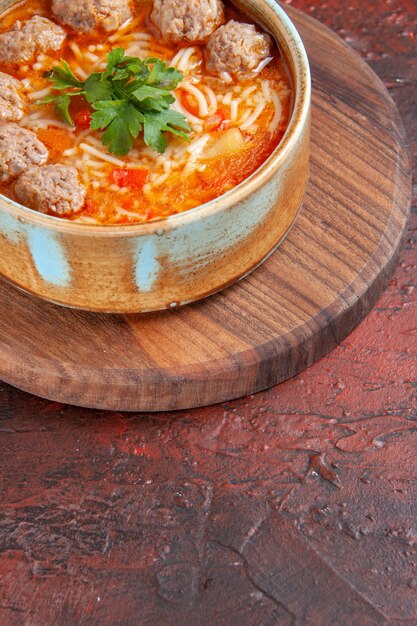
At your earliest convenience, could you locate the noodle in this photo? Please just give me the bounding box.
[79,143,126,166]
[230,100,239,121]
[181,82,210,117]
[28,86,52,100]
[269,90,283,132]
[201,84,218,115]
[239,101,266,130]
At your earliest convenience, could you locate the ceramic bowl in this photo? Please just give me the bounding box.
[0,0,311,313]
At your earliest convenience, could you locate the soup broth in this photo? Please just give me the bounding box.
[0,0,292,224]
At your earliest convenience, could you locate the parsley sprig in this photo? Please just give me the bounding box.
[40,48,192,156]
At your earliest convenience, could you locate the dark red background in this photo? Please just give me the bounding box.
[1,1,416,624]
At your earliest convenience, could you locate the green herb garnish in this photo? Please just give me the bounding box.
[40,49,192,156]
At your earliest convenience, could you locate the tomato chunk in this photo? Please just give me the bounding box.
[110,168,149,190]
[74,109,92,132]
[204,110,227,133]
[180,90,200,117]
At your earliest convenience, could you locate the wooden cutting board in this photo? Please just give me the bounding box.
[0,7,411,412]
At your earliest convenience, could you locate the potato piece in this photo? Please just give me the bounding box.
[203,127,245,159]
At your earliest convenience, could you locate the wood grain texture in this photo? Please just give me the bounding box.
[0,6,411,411]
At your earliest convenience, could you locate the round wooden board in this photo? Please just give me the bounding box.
[0,7,411,412]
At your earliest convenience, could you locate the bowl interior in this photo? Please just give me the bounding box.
[0,0,311,235]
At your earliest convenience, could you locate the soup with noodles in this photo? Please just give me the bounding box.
[0,0,292,224]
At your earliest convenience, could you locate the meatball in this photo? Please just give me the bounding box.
[0,123,48,184]
[15,165,86,216]
[0,16,66,64]
[0,72,25,123]
[150,0,224,43]
[206,20,273,77]
[52,0,132,33]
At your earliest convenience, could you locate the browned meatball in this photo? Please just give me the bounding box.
[0,123,48,184]
[52,0,132,33]
[206,20,273,77]
[15,165,86,216]
[0,16,66,64]
[150,0,224,43]
[0,73,25,123]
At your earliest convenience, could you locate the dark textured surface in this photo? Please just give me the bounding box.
[1,1,417,624]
